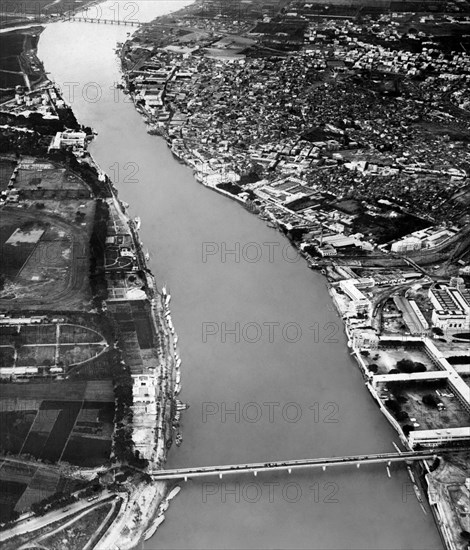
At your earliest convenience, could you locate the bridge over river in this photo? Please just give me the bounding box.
[67,16,140,26]
[150,449,441,480]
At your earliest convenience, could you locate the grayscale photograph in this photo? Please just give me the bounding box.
[0,0,469,549]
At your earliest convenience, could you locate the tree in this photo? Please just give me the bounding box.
[432,327,444,336]
[368,363,378,373]
[396,358,415,373]
[385,399,401,414]
[402,424,415,436]
[389,368,400,374]
[413,362,427,372]
[422,394,438,407]
[396,410,409,421]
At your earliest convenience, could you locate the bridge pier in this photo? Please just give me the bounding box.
[219,473,223,479]
[184,476,187,482]
[254,471,257,477]
[322,466,326,471]
[288,468,291,474]
[357,463,361,468]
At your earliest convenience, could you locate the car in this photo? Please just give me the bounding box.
[413,422,420,428]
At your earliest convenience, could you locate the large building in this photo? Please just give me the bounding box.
[429,285,470,331]
[339,278,371,316]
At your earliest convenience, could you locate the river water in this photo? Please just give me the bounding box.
[37,3,443,549]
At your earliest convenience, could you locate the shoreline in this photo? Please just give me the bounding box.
[82,150,183,548]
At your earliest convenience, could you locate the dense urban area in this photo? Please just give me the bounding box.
[0,0,469,548]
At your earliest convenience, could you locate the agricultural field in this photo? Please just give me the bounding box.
[0,380,114,401]
[0,160,15,192]
[0,33,23,89]
[0,408,37,453]
[1,398,114,465]
[0,460,86,522]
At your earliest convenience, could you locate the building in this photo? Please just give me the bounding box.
[431,309,469,331]
[408,427,470,448]
[49,130,87,152]
[339,279,371,316]
[429,284,470,331]
[391,236,422,253]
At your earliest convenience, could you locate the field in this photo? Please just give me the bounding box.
[0,479,27,521]
[3,399,114,465]
[0,322,108,378]
[0,382,115,462]
[0,460,86,522]
[0,32,25,90]
[0,409,37,453]
[0,380,114,401]
[0,159,97,311]
[0,346,15,368]
[0,220,47,280]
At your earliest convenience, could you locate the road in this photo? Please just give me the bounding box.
[0,491,117,544]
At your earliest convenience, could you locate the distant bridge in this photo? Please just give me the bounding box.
[67,16,140,26]
[150,450,438,480]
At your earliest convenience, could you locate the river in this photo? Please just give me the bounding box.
[37,3,443,549]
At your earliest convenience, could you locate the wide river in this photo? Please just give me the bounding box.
[38,3,443,549]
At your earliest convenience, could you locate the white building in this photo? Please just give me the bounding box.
[49,130,87,152]
[339,279,371,316]
[391,236,422,253]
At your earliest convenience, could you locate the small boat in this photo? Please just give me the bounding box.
[167,486,181,500]
[175,433,183,447]
[144,251,150,261]
[134,216,141,229]
[144,515,165,541]
[176,400,189,411]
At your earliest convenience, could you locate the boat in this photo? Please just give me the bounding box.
[167,486,181,500]
[143,514,165,541]
[144,250,150,261]
[175,433,183,447]
[134,216,141,230]
[176,400,189,411]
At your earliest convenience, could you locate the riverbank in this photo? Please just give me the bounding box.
[80,149,183,548]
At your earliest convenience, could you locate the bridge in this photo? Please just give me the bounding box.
[67,16,140,26]
[150,450,439,480]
